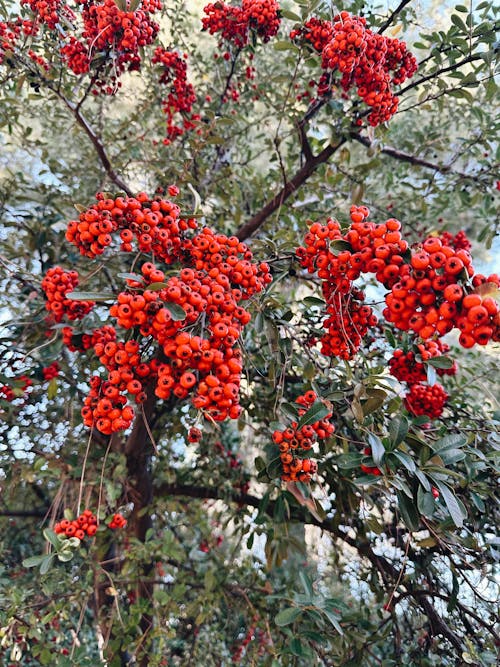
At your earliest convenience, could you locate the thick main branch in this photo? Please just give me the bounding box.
[236,139,346,241]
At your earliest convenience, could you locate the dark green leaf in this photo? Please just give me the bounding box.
[164,302,187,321]
[297,401,330,429]
[275,607,301,626]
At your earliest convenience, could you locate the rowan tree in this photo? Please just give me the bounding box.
[0,0,499,665]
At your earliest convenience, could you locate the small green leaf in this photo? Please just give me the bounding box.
[330,240,352,255]
[389,415,409,446]
[275,607,301,626]
[66,291,113,301]
[43,528,61,548]
[40,554,55,575]
[367,433,385,466]
[117,272,144,283]
[434,481,466,527]
[297,401,330,429]
[164,303,187,321]
[426,356,454,369]
[57,550,74,562]
[47,378,58,400]
[144,282,168,292]
[22,554,46,568]
[397,491,420,531]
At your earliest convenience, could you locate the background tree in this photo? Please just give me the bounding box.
[0,0,499,665]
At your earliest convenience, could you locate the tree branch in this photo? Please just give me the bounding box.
[156,481,471,655]
[349,131,476,181]
[236,139,346,241]
[58,95,133,196]
[377,0,414,35]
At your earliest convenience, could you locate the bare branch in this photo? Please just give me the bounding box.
[236,138,346,240]
[378,0,414,35]
[349,131,478,181]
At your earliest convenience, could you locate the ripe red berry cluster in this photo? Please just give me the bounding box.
[0,375,32,402]
[389,339,457,384]
[109,512,127,529]
[50,188,272,434]
[440,229,472,252]
[41,267,95,323]
[65,191,194,260]
[152,47,200,144]
[202,0,280,48]
[42,361,60,380]
[297,206,500,355]
[1,18,39,65]
[20,0,67,30]
[296,206,407,358]
[403,382,449,419]
[54,509,98,539]
[58,0,161,93]
[384,235,500,344]
[291,12,417,126]
[272,391,334,483]
[81,327,148,434]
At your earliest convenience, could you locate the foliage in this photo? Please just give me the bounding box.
[0,0,499,665]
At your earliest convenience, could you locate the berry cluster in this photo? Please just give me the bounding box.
[65,191,194,260]
[440,229,472,252]
[81,329,144,434]
[291,12,417,126]
[202,0,280,48]
[384,235,500,344]
[41,267,95,323]
[152,48,199,143]
[109,512,127,529]
[297,206,407,358]
[403,382,449,419]
[272,391,334,483]
[389,339,457,384]
[297,206,500,355]
[49,189,272,434]
[0,375,32,402]
[0,18,39,65]
[20,0,68,30]
[42,362,60,380]
[54,509,98,539]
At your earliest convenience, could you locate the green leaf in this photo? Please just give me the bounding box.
[144,282,168,292]
[117,272,144,283]
[275,607,301,626]
[392,450,416,473]
[389,415,409,446]
[417,486,435,516]
[281,401,299,420]
[66,291,113,301]
[321,608,343,634]
[426,356,454,369]
[47,378,58,400]
[299,571,314,600]
[367,433,385,466]
[164,303,187,321]
[40,553,55,575]
[297,401,330,429]
[451,13,467,31]
[279,8,302,21]
[273,40,299,52]
[330,240,352,255]
[57,550,74,562]
[22,554,46,568]
[432,433,467,451]
[397,491,420,531]
[43,528,61,549]
[434,481,466,527]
